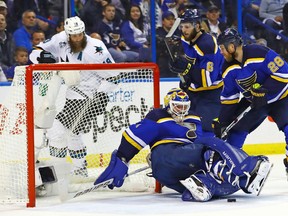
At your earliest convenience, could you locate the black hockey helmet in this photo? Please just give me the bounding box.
[179,9,201,23]
[217,28,243,49]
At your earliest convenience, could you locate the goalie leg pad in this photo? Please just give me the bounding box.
[194,137,250,176]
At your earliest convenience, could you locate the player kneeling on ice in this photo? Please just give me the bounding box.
[95,88,273,201]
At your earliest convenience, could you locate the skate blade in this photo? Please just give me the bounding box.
[256,162,273,196]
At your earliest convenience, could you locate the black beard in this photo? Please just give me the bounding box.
[69,36,87,53]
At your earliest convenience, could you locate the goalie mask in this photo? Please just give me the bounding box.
[164,88,191,121]
[64,16,85,36]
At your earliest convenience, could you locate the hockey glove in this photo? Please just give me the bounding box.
[250,83,268,109]
[94,150,128,189]
[169,56,192,75]
[37,50,56,63]
[212,118,228,140]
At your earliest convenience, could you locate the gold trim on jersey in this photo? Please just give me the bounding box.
[194,44,204,56]
[271,75,288,83]
[123,131,143,151]
[243,57,265,67]
[201,68,208,87]
[221,97,239,104]
[212,36,218,54]
[222,65,241,79]
[151,139,185,150]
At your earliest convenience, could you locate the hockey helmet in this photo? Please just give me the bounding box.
[64,16,85,36]
[217,28,243,48]
[179,9,201,24]
[164,88,191,119]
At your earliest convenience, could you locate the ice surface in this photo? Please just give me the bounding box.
[1,155,288,216]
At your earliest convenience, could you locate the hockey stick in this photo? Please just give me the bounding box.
[165,17,181,62]
[164,17,189,86]
[59,165,151,202]
[221,106,252,139]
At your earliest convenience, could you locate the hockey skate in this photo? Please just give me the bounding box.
[180,174,212,202]
[245,158,273,196]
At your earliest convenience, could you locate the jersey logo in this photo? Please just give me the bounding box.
[59,41,67,48]
[236,71,257,94]
[94,46,103,55]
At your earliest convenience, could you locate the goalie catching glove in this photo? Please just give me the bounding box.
[250,83,268,109]
[94,150,128,189]
[37,50,57,63]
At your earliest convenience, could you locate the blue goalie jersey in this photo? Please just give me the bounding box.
[117,108,202,162]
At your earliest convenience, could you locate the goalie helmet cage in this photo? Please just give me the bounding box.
[0,63,162,208]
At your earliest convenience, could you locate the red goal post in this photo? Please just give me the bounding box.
[0,63,161,207]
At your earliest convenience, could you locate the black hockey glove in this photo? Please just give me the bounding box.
[169,56,192,75]
[250,83,268,109]
[169,56,193,91]
[212,118,228,140]
[37,50,56,63]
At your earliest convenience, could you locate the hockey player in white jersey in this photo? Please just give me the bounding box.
[30,16,115,182]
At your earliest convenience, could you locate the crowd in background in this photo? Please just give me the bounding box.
[0,0,287,81]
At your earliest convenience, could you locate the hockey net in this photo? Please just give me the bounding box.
[0,63,160,207]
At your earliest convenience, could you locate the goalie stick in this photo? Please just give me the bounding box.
[59,165,151,202]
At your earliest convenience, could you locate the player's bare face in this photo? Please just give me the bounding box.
[219,45,233,62]
[180,23,194,41]
[130,6,141,21]
[69,33,87,53]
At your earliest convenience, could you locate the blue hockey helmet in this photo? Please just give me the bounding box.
[179,9,201,24]
[164,88,191,119]
[217,28,243,49]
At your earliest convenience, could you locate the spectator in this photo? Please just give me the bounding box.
[137,0,162,31]
[90,32,102,40]
[156,10,180,77]
[4,46,29,81]
[120,4,151,62]
[94,4,139,62]
[161,0,186,17]
[242,0,262,39]
[0,1,7,17]
[201,5,227,38]
[0,0,17,34]
[13,10,37,52]
[32,30,46,46]
[111,0,129,20]
[0,13,14,72]
[55,18,64,34]
[259,0,288,52]
[12,0,50,22]
[80,0,111,34]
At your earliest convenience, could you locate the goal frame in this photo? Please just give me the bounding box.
[25,63,160,207]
